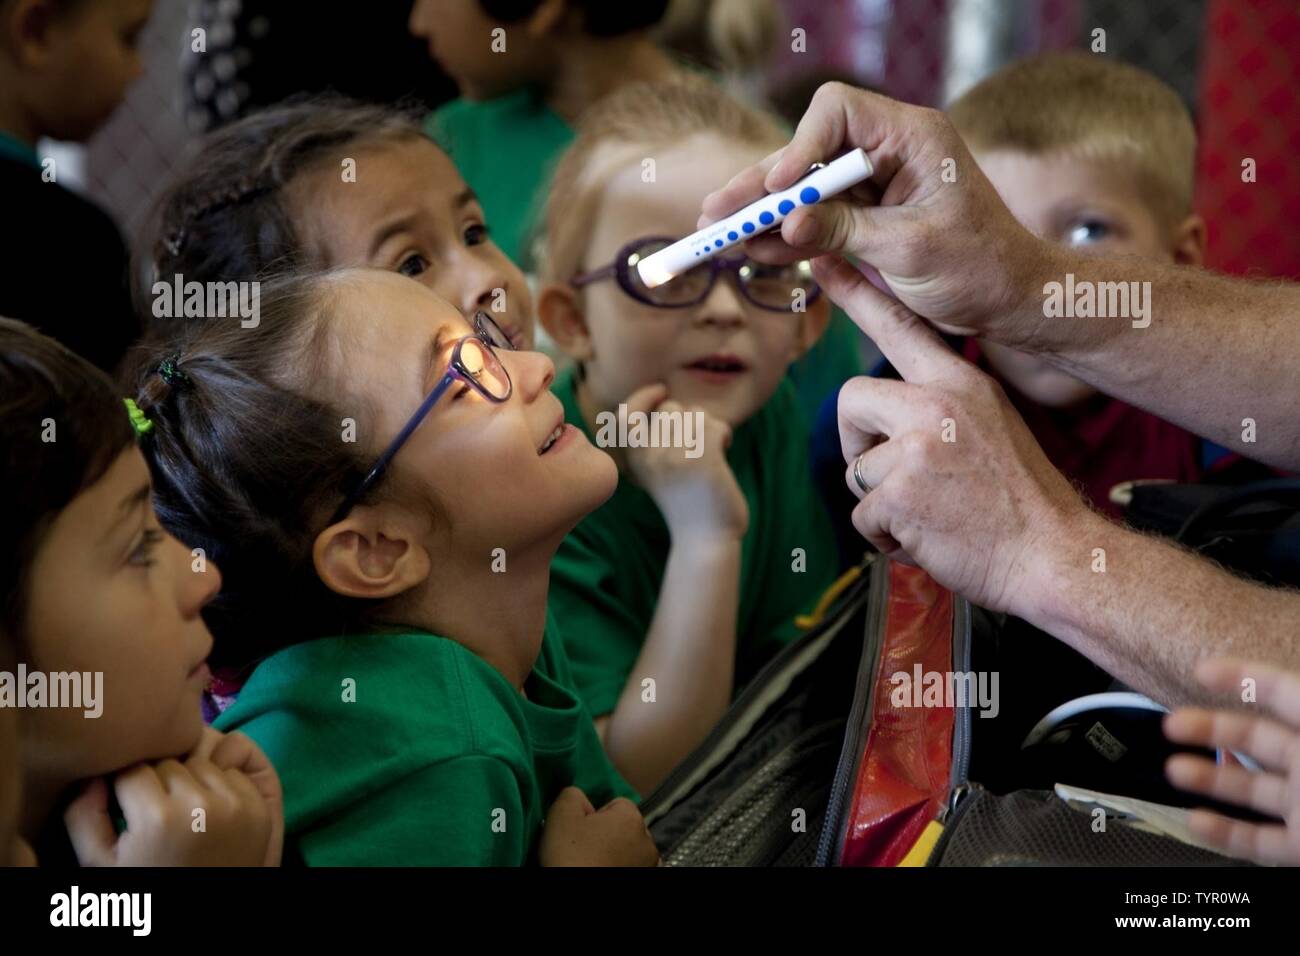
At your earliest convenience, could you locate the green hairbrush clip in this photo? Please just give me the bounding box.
[123,398,153,436]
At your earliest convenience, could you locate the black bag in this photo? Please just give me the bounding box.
[1125,477,1300,586]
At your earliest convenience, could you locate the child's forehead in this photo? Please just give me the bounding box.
[596,135,772,236]
[290,138,473,240]
[976,145,1132,188]
[332,270,467,342]
[48,445,149,555]
[972,146,1147,213]
[325,136,462,194]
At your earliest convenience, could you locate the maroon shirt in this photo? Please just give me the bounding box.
[963,340,1203,518]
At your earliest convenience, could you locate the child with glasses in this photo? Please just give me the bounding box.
[124,268,659,866]
[536,77,839,794]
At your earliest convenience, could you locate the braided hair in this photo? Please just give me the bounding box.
[123,271,387,671]
[135,93,426,328]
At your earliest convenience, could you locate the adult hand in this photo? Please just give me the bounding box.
[827,255,1090,615]
[1165,658,1300,865]
[699,82,1054,345]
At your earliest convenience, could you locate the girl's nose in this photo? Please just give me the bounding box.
[694,273,748,328]
[505,348,555,403]
[175,535,222,618]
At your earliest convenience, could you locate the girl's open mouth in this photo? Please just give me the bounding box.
[539,422,574,455]
[684,353,748,383]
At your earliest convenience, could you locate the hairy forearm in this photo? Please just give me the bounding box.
[603,535,742,794]
[1022,509,1300,708]
[1005,245,1300,470]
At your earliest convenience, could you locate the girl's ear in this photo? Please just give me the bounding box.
[536,283,594,361]
[1172,213,1207,267]
[791,295,833,361]
[524,0,568,37]
[312,509,431,601]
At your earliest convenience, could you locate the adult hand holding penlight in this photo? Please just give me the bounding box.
[635,148,873,289]
[696,82,1051,344]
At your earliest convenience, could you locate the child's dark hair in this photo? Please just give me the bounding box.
[478,0,668,36]
[0,318,133,643]
[123,271,390,670]
[135,94,425,324]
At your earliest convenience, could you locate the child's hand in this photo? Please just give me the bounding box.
[202,729,284,867]
[1164,657,1300,865]
[622,384,749,539]
[538,786,660,867]
[64,737,282,867]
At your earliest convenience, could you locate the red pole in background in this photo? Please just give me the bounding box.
[1195,0,1300,280]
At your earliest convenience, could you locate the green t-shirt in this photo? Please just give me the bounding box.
[550,367,838,717]
[213,613,635,866]
[0,130,40,170]
[428,91,867,421]
[426,88,571,270]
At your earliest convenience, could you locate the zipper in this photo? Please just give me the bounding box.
[949,595,973,789]
[814,557,890,866]
[925,596,977,866]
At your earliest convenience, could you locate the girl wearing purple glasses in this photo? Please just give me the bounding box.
[536,77,840,794]
[125,268,658,866]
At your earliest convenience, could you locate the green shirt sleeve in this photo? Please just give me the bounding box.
[296,755,530,867]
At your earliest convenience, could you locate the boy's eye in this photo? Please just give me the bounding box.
[128,529,164,568]
[464,223,489,246]
[452,384,471,401]
[398,254,428,277]
[1067,220,1110,246]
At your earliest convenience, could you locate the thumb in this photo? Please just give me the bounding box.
[188,725,223,762]
[63,777,117,867]
[547,786,596,824]
[782,198,866,255]
[208,730,283,805]
[623,382,669,417]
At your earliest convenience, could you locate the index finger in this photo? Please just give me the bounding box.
[700,83,905,223]
[813,255,962,384]
[111,763,168,824]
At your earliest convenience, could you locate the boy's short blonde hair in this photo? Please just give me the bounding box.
[946,52,1196,228]
[540,75,787,285]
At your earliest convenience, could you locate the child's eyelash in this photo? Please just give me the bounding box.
[129,529,164,567]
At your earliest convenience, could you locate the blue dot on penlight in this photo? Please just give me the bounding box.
[778,199,795,214]
[759,211,775,225]
[714,239,723,248]
[727,230,738,241]
[800,186,821,204]
[742,222,755,234]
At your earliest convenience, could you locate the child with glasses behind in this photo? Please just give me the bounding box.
[126,269,658,866]
[536,77,838,793]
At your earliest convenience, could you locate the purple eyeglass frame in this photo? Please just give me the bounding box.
[328,311,514,526]
[570,235,822,313]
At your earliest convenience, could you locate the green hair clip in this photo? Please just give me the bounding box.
[123,398,153,436]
